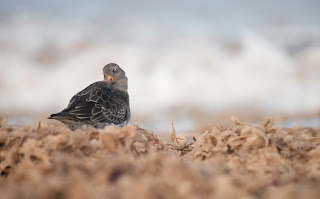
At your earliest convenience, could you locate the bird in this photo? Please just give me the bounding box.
[48,63,130,130]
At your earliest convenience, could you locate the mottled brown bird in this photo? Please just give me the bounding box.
[49,63,130,130]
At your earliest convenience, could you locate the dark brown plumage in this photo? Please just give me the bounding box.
[49,63,130,130]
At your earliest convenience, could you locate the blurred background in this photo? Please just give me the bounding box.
[0,0,319,133]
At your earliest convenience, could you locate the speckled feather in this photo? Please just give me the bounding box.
[49,82,130,129]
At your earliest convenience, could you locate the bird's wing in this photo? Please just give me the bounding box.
[66,82,97,109]
[63,84,129,125]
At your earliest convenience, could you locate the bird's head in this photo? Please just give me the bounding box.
[103,63,128,92]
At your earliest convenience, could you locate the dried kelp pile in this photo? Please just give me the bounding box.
[0,116,320,199]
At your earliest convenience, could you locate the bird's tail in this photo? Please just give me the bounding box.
[48,113,58,119]
[48,112,71,120]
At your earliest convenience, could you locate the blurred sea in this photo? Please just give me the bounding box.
[0,0,319,132]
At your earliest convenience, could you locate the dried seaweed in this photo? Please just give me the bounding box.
[0,116,319,199]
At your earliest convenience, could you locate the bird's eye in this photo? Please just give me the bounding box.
[113,67,118,72]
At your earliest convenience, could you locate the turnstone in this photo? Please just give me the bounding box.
[49,63,130,130]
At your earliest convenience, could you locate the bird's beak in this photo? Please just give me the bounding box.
[108,75,114,83]
[107,75,114,87]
